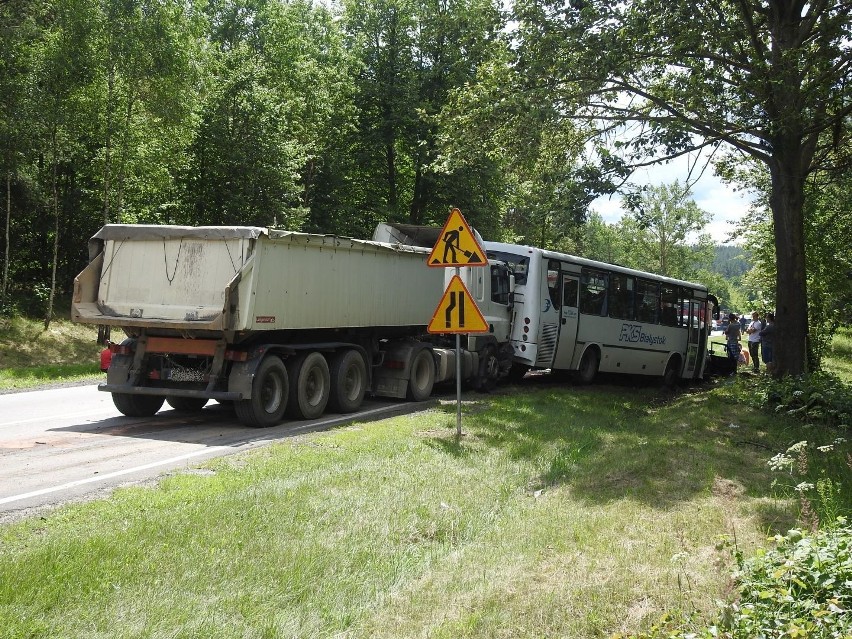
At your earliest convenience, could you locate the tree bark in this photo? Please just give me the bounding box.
[768,148,809,377]
[2,170,9,308]
[44,126,59,330]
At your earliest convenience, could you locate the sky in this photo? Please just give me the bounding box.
[588,153,756,245]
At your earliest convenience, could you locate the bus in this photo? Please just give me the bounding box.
[483,241,718,385]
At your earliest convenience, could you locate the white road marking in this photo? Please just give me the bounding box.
[0,403,408,506]
[0,446,231,505]
[0,408,117,429]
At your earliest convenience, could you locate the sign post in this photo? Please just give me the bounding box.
[426,208,488,437]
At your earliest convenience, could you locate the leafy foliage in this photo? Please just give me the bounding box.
[624,525,852,639]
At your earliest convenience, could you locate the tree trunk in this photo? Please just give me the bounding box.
[386,142,397,213]
[768,149,809,377]
[44,127,59,330]
[409,163,426,224]
[103,63,114,225]
[2,170,9,308]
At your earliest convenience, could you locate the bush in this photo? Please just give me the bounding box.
[751,371,852,430]
[624,524,852,639]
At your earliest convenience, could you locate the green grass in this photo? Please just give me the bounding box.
[2,380,830,638]
[0,315,102,390]
[824,324,852,382]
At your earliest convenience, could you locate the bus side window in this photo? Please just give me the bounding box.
[660,285,679,326]
[636,279,659,323]
[608,274,634,319]
[580,270,607,316]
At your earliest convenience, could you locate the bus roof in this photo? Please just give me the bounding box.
[483,241,708,293]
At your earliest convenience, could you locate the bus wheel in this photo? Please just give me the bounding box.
[661,357,680,388]
[406,347,436,401]
[166,397,208,412]
[286,352,331,420]
[328,349,367,413]
[112,393,165,417]
[575,348,599,384]
[473,345,500,392]
[235,355,288,427]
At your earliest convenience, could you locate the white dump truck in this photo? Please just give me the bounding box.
[71,224,514,427]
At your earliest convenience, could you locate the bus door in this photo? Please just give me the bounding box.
[682,299,702,378]
[551,273,580,370]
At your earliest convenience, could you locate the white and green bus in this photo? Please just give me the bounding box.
[484,241,718,385]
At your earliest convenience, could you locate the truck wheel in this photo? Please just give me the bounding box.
[575,348,599,384]
[328,349,367,413]
[473,345,499,392]
[166,397,208,412]
[286,352,331,420]
[112,393,165,417]
[406,348,435,401]
[235,355,288,427]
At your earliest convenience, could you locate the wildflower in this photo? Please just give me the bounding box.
[794,482,814,493]
[817,445,834,452]
[769,453,794,471]
[786,441,808,454]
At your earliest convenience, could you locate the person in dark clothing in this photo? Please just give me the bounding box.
[725,313,742,372]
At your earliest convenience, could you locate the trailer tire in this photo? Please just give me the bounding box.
[575,348,599,385]
[235,355,289,427]
[112,393,165,417]
[166,397,208,412]
[406,347,436,402]
[328,349,367,413]
[286,352,331,420]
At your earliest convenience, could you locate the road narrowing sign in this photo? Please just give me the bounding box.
[426,207,487,267]
[427,274,489,334]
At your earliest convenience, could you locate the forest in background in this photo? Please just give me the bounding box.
[1,0,850,373]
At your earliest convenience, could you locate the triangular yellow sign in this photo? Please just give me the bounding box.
[427,275,489,334]
[427,208,487,267]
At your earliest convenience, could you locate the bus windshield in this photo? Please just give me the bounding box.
[486,251,529,285]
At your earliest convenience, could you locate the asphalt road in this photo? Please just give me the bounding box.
[0,384,427,522]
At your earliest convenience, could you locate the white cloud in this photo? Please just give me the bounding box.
[589,154,755,245]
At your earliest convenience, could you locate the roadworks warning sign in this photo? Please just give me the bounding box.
[426,208,487,267]
[427,275,489,334]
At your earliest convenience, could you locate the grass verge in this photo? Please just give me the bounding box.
[1,378,831,638]
[0,315,102,391]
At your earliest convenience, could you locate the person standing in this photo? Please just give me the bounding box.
[725,313,742,372]
[760,312,776,374]
[746,311,762,372]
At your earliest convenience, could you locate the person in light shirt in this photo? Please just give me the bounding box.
[746,311,763,373]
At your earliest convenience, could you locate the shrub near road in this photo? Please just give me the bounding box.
[0,378,814,638]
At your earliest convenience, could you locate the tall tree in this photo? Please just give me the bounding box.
[511,0,852,377]
[30,0,98,327]
[619,182,714,280]
[343,0,506,232]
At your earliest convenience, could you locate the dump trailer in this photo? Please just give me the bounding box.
[72,225,514,427]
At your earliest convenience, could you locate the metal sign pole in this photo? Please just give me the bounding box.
[455,266,462,437]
